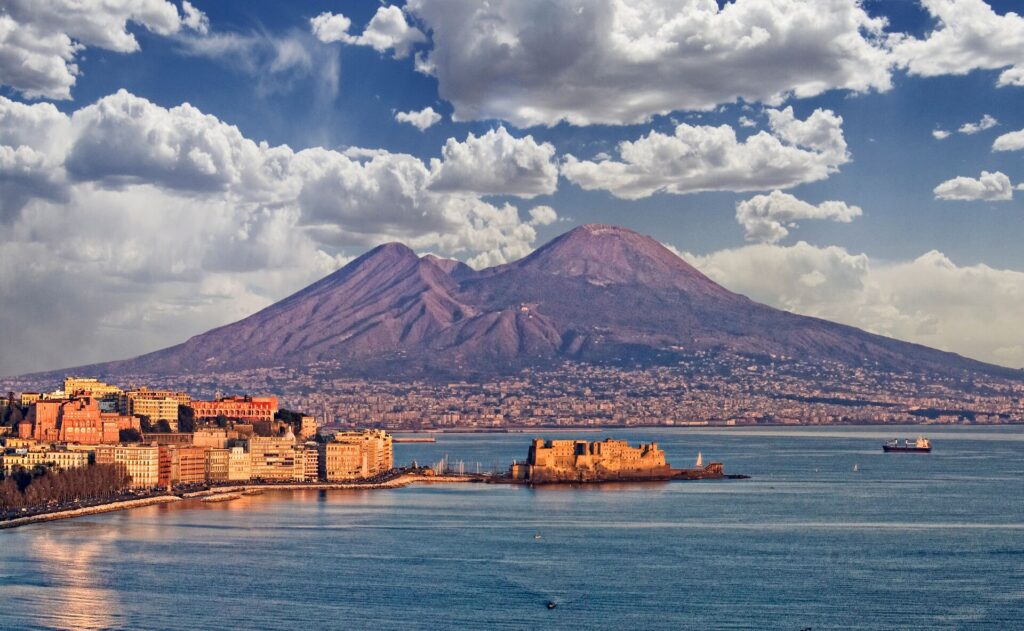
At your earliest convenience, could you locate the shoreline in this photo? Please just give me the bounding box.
[0,495,181,530]
[0,473,480,530]
[380,421,1021,435]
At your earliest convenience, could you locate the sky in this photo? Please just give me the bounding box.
[1,0,1023,375]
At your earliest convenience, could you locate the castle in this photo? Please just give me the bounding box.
[510,438,673,482]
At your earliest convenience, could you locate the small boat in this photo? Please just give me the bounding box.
[533,533,542,540]
[547,601,557,610]
[852,464,859,472]
[883,436,931,453]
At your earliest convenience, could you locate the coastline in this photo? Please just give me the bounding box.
[378,421,1020,435]
[0,473,479,531]
[0,495,181,530]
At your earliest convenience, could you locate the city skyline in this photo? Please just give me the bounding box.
[2,0,1024,375]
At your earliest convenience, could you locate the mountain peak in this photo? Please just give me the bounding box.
[512,223,726,293]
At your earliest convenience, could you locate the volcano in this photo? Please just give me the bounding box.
[59,224,1018,380]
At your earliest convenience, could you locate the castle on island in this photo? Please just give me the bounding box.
[510,438,722,483]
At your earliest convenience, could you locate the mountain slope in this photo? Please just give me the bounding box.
[64,224,1019,380]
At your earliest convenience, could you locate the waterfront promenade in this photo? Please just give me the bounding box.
[0,472,480,530]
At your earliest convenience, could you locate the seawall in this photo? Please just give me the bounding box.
[0,495,181,530]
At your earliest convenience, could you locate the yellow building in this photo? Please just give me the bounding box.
[193,428,228,449]
[18,392,40,407]
[298,416,318,441]
[63,377,122,398]
[0,447,89,475]
[205,448,230,482]
[226,446,251,481]
[247,433,303,481]
[95,444,160,488]
[318,429,393,481]
[301,443,319,481]
[168,445,207,484]
[127,397,181,431]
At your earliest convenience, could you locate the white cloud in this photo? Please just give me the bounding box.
[891,0,1024,89]
[181,1,209,35]
[395,106,442,131]
[684,241,1024,368]
[407,0,892,126]
[993,128,1024,152]
[428,127,559,198]
[0,95,72,220]
[933,171,1014,201]
[932,129,951,140]
[310,12,354,43]
[311,6,425,59]
[958,114,998,134]
[561,107,848,199]
[0,0,207,100]
[735,190,862,244]
[0,91,552,374]
[178,29,340,101]
[528,205,558,226]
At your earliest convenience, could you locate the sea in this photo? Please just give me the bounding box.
[1,426,1022,630]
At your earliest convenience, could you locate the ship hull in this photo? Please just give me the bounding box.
[882,446,931,453]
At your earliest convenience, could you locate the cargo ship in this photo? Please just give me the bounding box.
[883,436,931,453]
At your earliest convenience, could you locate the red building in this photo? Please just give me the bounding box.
[28,397,139,445]
[189,396,278,422]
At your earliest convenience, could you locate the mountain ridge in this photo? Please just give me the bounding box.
[21,223,1022,382]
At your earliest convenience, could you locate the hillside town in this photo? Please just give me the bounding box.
[0,377,397,515]
[8,352,1017,433]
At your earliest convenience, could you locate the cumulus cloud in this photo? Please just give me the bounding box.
[561,107,848,199]
[0,90,552,374]
[932,129,951,140]
[406,0,892,126]
[958,114,998,134]
[428,127,558,198]
[395,106,442,131]
[310,12,353,43]
[684,241,1024,368]
[528,205,558,226]
[0,0,207,100]
[891,0,1024,89]
[735,190,862,244]
[311,6,425,59]
[933,171,1014,201]
[993,128,1024,152]
[0,95,72,220]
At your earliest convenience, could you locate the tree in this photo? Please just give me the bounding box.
[119,428,143,443]
[178,405,196,433]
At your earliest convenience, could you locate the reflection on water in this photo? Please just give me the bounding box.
[28,527,120,630]
[0,426,1021,630]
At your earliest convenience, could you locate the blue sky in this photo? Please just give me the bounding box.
[1,0,1023,373]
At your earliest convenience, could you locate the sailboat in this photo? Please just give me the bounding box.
[695,452,703,468]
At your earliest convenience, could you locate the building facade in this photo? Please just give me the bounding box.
[247,434,302,481]
[0,447,89,475]
[189,396,278,422]
[318,429,393,481]
[95,444,160,488]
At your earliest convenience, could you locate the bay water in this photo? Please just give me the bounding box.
[1,426,1022,630]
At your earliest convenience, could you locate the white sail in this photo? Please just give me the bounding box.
[695,451,703,467]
